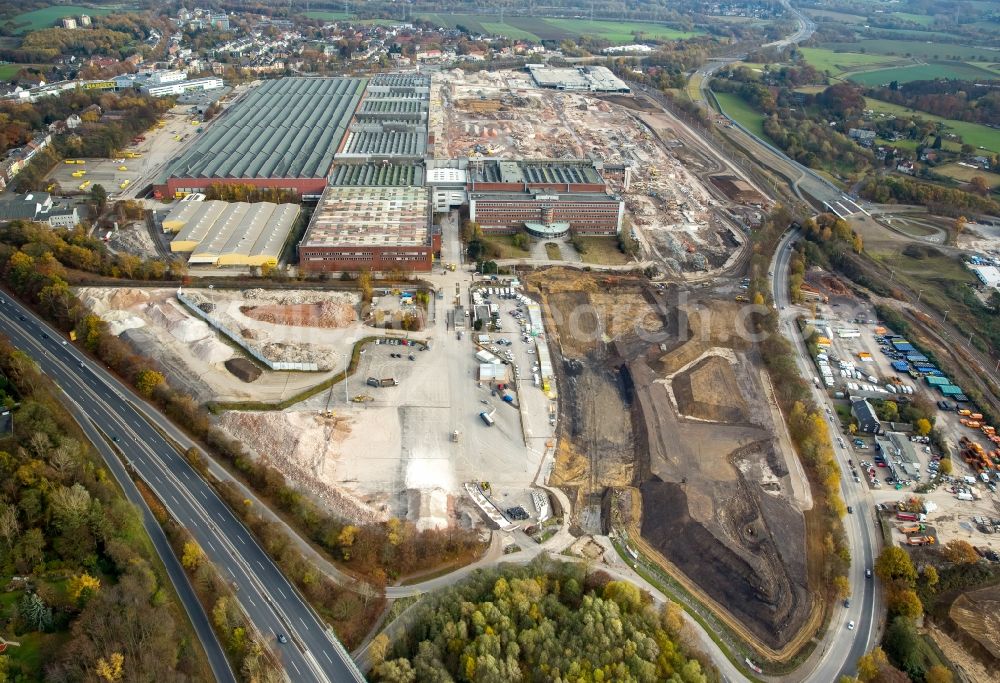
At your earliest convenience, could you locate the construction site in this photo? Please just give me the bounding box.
[526,268,815,652]
[432,69,752,273]
[77,287,363,401]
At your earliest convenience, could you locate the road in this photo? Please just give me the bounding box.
[0,297,365,683]
[771,230,883,681]
[58,376,236,683]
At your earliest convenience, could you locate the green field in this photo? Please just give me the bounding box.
[850,61,1000,87]
[0,63,46,80]
[890,12,935,26]
[865,97,1000,154]
[935,163,1000,188]
[8,5,117,34]
[478,21,540,41]
[805,9,867,24]
[303,11,352,21]
[416,13,699,44]
[540,18,700,42]
[799,47,904,76]
[712,91,768,139]
[823,39,999,62]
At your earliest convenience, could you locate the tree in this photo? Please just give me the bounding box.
[135,369,165,397]
[369,633,391,667]
[914,418,932,436]
[68,572,101,604]
[358,270,373,302]
[943,539,979,564]
[925,664,953,683]
[95,652,124,681]
[18,592,52,631]
[181,541,203,570]
[881,400,899,422]
[953,215,966,235]
[922,565,938,589]
[856,648,889,682]
[938,458,953,475]
[968,176,989,196]
[833,575,851,599]
[875,546,917,586]
[888,588,923,619]
[90,184,108,214]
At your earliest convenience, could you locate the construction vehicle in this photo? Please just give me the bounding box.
[479,410,496,427]
[351,394,373,403]
[899,523,926,534]
[896,511,925,522]
[64,159,77,164]
[118,165,128,171]
[71,170,85,178]
[734,294,749,303]
[906,535,935,546]
[366,377,398,388]
[119,180,130,189]
[958,409,972,416]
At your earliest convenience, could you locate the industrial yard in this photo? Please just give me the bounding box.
[434,69,749,273]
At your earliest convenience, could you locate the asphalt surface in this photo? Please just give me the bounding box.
[58,372,236,683]
[771,230,883,681]
[0,296,365,683]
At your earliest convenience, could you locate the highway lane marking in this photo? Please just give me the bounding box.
[248,597,257,607]
[199,490,208,501]
[290,660,301,676]
[299,617,308,630]
[206,539,217,553]
[171,494,179,505]
[323,652,332,664]
[217,512,226,523]
[277,587,288,599]
[237,535,246,545]
[256,561,265,571]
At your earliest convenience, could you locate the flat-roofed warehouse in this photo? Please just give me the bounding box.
[298,186,437,273]
[154,77,366,198]
[165,200,299,267]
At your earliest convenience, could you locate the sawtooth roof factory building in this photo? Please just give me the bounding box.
[155,77,366,198]
[164,199,299,268]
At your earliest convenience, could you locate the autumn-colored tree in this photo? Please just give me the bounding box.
[925,664,954,683]
[68,573,101,604]
[922,565,939,589]
[181,541,203,571]
[134,369,165,397]
[856,647,889,682]
[938,458,953,475]
[833,575,851,599]
[914,418,932,436]
[887,587,923,618]
[95,652,123,681]
[968,176,989,196]
[953,215,967,235]
[369,633,390,667]
[875,546,917,586]
[943,539,980,564]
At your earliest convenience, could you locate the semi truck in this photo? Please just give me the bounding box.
[896,511,926,522]
[366,377,398,388]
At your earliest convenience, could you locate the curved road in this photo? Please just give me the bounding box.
[771,230,884,681]
[0,297,364,683]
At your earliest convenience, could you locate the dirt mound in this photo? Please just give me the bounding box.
[949,583,1000,661]
[225,358,261,383]
[672,355,747,423]
[240,301,358,328]
[639,479,809,649]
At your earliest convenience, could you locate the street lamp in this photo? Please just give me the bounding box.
[942,310,949,324]
[916,289,923,304]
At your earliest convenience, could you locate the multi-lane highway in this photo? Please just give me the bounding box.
[771,230,883,681]
[0,296,364,683]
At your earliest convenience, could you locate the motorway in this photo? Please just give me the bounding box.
[771,230,883,681]
[0,297,364,683]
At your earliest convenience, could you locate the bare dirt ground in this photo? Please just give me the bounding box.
[928,621,998,683]
[435,70,742,274]
[528,268,814,651]
[77,287,350,402]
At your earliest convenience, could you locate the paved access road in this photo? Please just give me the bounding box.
[0,296,364,683]
[771,230,883,681]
